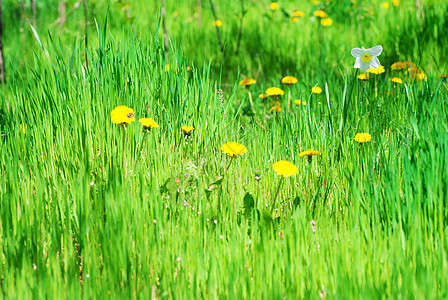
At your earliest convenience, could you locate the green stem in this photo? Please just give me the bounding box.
[270,177,284,214]
[287,88,291,112]
[248,90,255,114]
[122,125,128,178]
[225,157,234,173]
[306,160,311,203]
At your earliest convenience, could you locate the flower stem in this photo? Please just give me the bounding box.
[287,88,291,112]
[122,125,128,178]
[248,90,255,114]
[270,177,284,214]
[225,157,234,173]
[306,160,312,203]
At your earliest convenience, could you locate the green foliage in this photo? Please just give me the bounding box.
[0,0,448,298]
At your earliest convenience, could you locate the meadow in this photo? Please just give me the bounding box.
[0,0,447,298]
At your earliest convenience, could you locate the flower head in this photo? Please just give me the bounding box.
[213,20,222,27]
[272,161,298,177]
[164,64,170,72]
[259,93,269,99]
[381,2,389,9]
[311,86,322,94]
[270,2,279,10]
[300,149,321,163]
[294,99,306,105]
[357,73,370,80]
[111,106,135,125]
[220,142,247,158]
[367,65,385,74]
[389,77,402,84]
[270,105,282,112]
[239,78,256,87]
[320,18,333,26]
[182,126,195,135]
[314,10,328,18]
[406,67,426,81]
[266,87,285,97]
[281,76,298,85]
[139,118,159,130]
[354,133,372,144]
[391,61,415,71]
[351,45,383,71]
[293,10,305,17]
[299,149,321,157]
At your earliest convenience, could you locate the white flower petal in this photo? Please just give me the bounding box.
[370,57,381,69]
[351,48,364,58]
[368,45,383,57]
[360,61,371,71]
[353,57,361,68]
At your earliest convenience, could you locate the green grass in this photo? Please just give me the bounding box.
[1,0,448,298]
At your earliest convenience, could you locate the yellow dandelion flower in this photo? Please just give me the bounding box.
[381,2,389,9]
[111,106,135,125]
[266,87,285,97]
[438,74,447,79]
[311,86,322,94]
[354,133,372,143]
[314,10,328,18]
[213,20,222,27]
[392,0,399,6]
[281,76,298,85]
[220,142,247,158]
[270,105,282,112]
[294,99,306,105]
[259,93,269,99]
[272,161,298,177]
[406,67,426,81]
[182,126,195,135]
[164,64,170,72]
[291,17,299,23]
[414,72,427,81]
[293,10,305,17]
[270,2,279,10]
[367,65,385,74]
[299,149,321,157]
[389,77,402,84]
[173,11,179,17]
[357,73,370,80]
[320,18,333,27]
[299,149,321,163]
[239,78,256,87]
[391,61,415,71]
[139,118,159,130]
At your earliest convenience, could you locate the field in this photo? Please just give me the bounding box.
[1,0,447,298]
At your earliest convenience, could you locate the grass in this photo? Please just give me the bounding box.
[1,0,448,298]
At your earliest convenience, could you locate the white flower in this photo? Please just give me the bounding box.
[351,45,383,71]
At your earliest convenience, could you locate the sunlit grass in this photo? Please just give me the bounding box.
[0,0,448,298]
